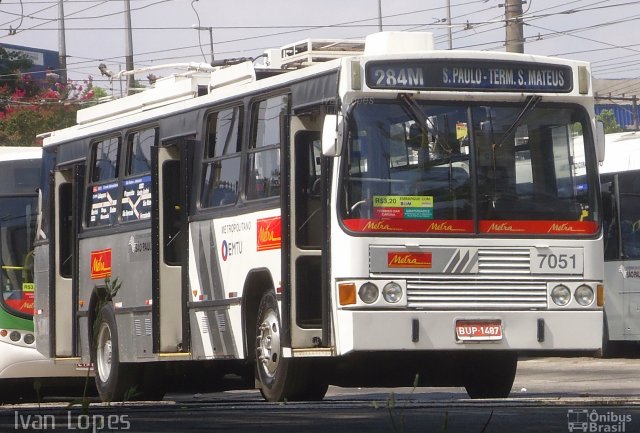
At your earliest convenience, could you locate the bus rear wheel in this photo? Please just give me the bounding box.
[463,351,517,399]
[254,291,328,402]
[93,304,136,402]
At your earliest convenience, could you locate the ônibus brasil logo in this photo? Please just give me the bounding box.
[567,409,632,432]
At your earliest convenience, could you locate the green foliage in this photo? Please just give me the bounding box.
[0,47,33,95]
[597,109,623,133]
[0,104,77,146]
[0,56,109,146]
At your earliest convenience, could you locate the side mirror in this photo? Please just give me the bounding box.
[322,114,343,157]
[595,120,605,163]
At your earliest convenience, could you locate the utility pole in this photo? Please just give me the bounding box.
[504,0,524,53]
[378,0,383,31]
[124,0,135,94]
[57,0,67,84]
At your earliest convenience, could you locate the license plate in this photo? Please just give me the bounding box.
[455,320,503,341]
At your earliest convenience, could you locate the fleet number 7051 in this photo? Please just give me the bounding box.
[537,253,576,270]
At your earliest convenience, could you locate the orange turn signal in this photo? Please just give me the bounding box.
[339,283,356,306]
[597,284,604,307]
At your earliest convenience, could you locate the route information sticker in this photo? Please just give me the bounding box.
[373,195,433,219]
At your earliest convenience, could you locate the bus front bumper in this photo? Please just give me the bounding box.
[334,310,602,354]
[0,343,88,379]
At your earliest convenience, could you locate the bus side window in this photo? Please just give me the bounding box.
[246,94,288,200]
[619,171,640,259]
[200,106,242,208]
[601,180,618,261]
[87,137,121,227]
[121,128,155,223]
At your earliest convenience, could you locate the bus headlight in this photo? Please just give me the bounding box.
[358,282,379,304]
[575,285,595,306]
[23,333,35,345]
[551,285,571,306]
[9,331,21,342]
[382,282,403,303]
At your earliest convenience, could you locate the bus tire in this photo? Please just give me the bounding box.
[463,351,517,399]
[93,304,136,402]
[254,291,328,402]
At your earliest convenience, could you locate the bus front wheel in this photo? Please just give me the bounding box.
[93,304,136,402]
[254,291,327,402]
[463,351,517,399]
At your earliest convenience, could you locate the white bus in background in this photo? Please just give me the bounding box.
[599,131,640,353]
[0,147,88,403]
[34,31,605,403]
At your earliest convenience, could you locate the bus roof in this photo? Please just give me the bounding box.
[40,31,593,148]
[0,146,42,162]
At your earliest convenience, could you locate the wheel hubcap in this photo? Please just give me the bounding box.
[256,308,281,379]
[96,322,113,382]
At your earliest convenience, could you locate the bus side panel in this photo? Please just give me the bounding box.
[604,260,626,341]
[77,228,153,362]
[187,220,240,360]
[187,210,281,360]
[34,243,52,358]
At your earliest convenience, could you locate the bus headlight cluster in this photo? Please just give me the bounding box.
[550,285,571,306]
[382,282,403,303]
[574,285,595,306]
[358,282,379,304]
[1,329,37,346]
[550,284,595,307]
[339,280,405,307]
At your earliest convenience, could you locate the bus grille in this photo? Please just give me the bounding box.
[406,248,546,309]
[405,279,548,310]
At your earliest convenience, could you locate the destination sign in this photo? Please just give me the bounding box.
[365,59,573,92]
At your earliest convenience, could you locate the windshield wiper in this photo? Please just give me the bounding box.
[398,93,454,155]
[398,93,431,135]
[495,95,541,148]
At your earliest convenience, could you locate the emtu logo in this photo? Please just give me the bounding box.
[221,240,242,261]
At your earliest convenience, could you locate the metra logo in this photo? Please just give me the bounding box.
[388,252,432,268]
[91,248,112,279]
[257,217,282,251]
[547,223,583,233]
[363,221,402,231]
[486,222,525,232]
[428,221,465,232]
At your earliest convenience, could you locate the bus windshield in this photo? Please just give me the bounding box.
[340,99,597,235]
[0,195,37,317]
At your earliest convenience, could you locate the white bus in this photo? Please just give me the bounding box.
[0,147,87,403]
[599,131,640,353]
[34,32,605,402]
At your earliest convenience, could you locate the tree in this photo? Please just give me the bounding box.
[0,74,106,146]
[597,109,622,134]
[0,47,33,96]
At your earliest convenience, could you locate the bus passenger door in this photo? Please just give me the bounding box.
[53,166,82,357]
[152,140,190,354]
[286,116,328,350]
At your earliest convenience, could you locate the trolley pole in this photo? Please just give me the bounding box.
[504,0,524,53]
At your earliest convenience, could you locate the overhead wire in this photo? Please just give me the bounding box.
[1,0,639,89]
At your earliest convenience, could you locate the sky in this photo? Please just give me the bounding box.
[0,0,639,95]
